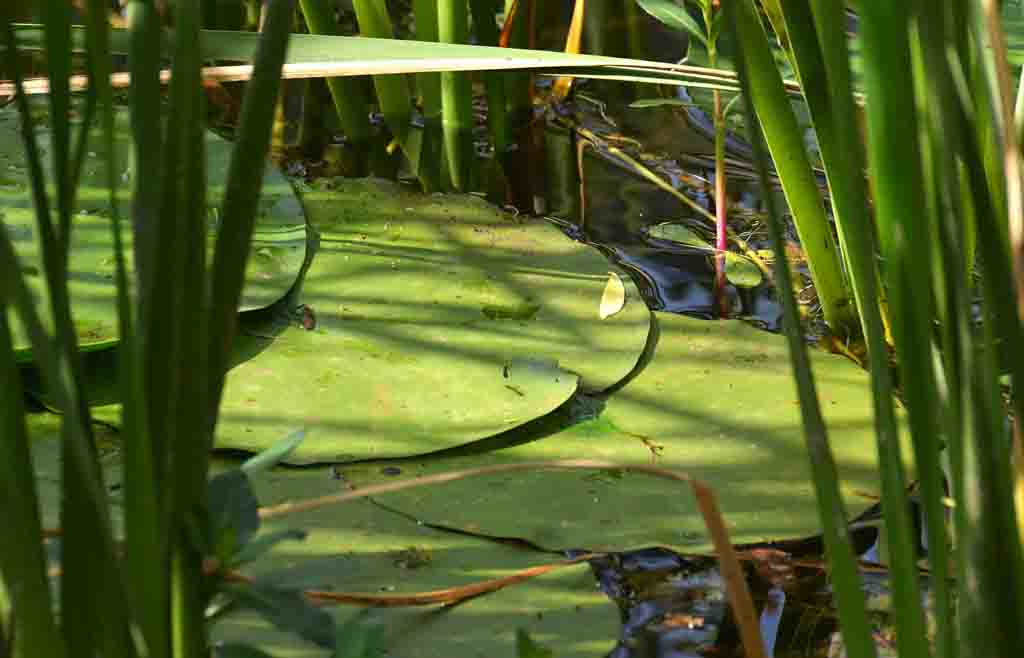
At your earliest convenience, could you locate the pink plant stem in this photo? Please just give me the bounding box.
[713,87,728,317]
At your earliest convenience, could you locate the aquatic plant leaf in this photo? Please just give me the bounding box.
[337,312,909,553]
[723,252,763,288]
[646,222,710,249]
[516,629,554,658]
[208,470,261,560]
[224,582,335,649]
[213,178,650,463]
[0,104,306,357]
[599,272,626,319]
[241,430,306,475]
[214,645,276,658]
[209,467,618,658]
[636,0,708,47]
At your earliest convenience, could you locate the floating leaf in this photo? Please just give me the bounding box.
[213,179,651,463]
[516,629,554,658]
[210,467,618,658]
[0,102,307,357]
[723,252,763,288]
[339,312,911,554]
[646,222,710,249]
[599,272,626,319]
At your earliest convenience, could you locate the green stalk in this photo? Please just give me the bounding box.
[948,42,1024,656]
[298,0,374,174]
[726,6,874,658]
[438,0,475,191]
[126,5,172,653]
[468,0,509,154]
[351,0,435,189]
[413,0,446,189]
[161,2,210,655]
[730,1,855,337]
[856,4,952,656]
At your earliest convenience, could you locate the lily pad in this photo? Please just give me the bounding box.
[209,466,619,658]
[0,103,306,357]
[212,178,651,463]
[334,312,906,553]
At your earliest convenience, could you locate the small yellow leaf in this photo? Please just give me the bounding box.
[599,271,626,319]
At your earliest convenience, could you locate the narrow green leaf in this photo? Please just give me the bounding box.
[635,0,708,47]
[298,0,374,173]
[438,0,474,190]
[0,313,64,658]
[214,644,277,658]
[515,629,553,658]
[241,429,306,475]
[233,529,307,567]
[726,6,875,658]
[208,470,261,561]
[333,612,385,658]
[225,583,335,649]
[730,0,854,336]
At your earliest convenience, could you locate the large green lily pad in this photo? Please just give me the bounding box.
[0,104,306,357]
[336,312,908,553]
[212,178,651,463]
[210,466,619,658]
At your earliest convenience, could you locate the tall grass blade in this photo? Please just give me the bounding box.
[468,0,509,154]
[857,4,953,656]
[351,0,433,187]
[298,0,374,174]
[438,0,475,190]
[730,1,856,337]
[0,314,64,658]
[726,6,875,657]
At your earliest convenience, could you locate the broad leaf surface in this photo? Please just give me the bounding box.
[213,178,651,462]
[0,105,306,358]
[336,312,905,553]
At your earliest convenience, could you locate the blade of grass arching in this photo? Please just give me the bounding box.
[726,7,874,658]
[779,2,866,327]
[856,4,950,657]
[206,0,296,440]
[0,312,65,658]
[298,0,374,174]
[468,0,509,154]
[730,1,856,338]
[351,0,434,188]
[438,0,474,191]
